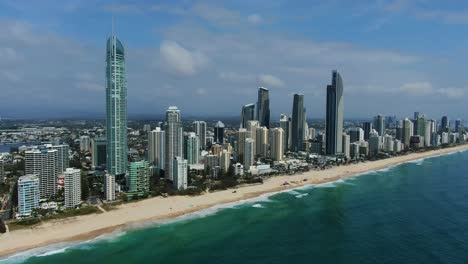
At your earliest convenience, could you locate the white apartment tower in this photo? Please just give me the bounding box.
[64,168,81,208]
[105,173,116,201]
[25,148,58,199]
[173,157,188,190]
[269,128,284,161]
[148,127,165,169]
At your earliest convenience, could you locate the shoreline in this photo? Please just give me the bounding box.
[1,145,468,258]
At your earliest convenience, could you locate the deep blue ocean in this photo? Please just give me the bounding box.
[2,150,468,264]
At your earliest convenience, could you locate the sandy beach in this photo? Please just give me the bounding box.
[1,145,467,257]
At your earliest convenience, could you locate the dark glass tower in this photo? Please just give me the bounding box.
[291,94,305,152]
[214,121,225,144]
[257,87,270,128]
[325,70,344,155]
[241,104,255,128]
[106,35,128,176]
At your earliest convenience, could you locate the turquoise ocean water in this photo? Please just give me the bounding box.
[2,150,468,264]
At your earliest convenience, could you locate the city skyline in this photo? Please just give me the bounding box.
[0,1,468,119]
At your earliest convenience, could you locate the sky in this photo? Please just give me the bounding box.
[0,0,467,120]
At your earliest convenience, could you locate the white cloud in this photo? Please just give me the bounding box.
[416,10,468,25]
[258,74,284,88]
[0,47,22,62]
[437,87,464,98]
[399,82,465,98]
[159,40,208,76]
[247,14,263,25]
[219,71,254,82]
[191,3,240,26]
[400,82,433,95]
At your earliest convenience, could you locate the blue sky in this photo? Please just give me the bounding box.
[0,0,467,120]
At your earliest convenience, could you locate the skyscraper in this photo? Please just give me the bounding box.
[374,115,385,136]
[455,119,463,133]
[349,127,364,143]
[244,138,255,171]
[325,70,344,155]
[291,94,305,152]
[241,103,255,128]
[79,136,90,152]
[165,106,183,181]
[64,168,81,209]
[25,148,58,199]
[270,128,284,161]
[220,150,231,174]
[148,128,165,170]
[106,34,128,176]
[403,118,414,147]
[105,173,116,201]
[18,174,40,217]
[279,114,290,153]
[257,87,270,128]
[214,121,225,144]
[50,144,70,173]
[363,122,373,141]
[193,121,207,150]
[185,132,200,165]
[256,126,269,158]
[247,120,259,155]
[415,115,426,137]
[128,161,150,193]
[236,128,250,162]
[342,133,351,159]
[173,157,188,190]
[441,116,449,133]
[91,138,107,168]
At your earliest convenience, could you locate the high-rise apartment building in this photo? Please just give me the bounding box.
[236,128,251,162]
[91,138,107,168]
[342,133,350,159]
[374,115,385,136]
[244,138,255,172]
[128,161,150,193]
[17,174,40,217]
[363,122,373,141]
[105,173,115,201]
[165,106,183,181]
[256,126,269,158]
[279,114,290,153]
[185,132,200,165]
[148,128,165,170]
[64,168,81,209]
[80,136,91,152]
[25,148,58,199]
[173,157,188,190]
[270,128,284,161]
[193,121,207,150]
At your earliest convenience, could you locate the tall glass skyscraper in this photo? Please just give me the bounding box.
[291,94,305,152]
[257,87,270,128]
[106,35,128,176]
[241,104,255,128]
[165,106,183,181]
[325,70,344,155]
